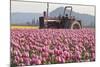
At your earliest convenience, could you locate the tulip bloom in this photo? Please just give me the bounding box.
[11,28,95,65]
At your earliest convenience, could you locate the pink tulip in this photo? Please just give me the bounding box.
[11,28,95,65]
[22,52,29,57]
[23,57,30,65]
[35,59,42,65]
[42,52,49,57]
[56,56,61,63]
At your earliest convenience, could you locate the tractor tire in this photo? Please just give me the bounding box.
[70,21,81,29]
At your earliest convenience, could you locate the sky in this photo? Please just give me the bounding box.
[11,1,95,16]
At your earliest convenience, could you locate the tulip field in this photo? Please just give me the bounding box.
[11,28,95,66]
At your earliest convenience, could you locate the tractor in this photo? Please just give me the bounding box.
[39,3,82,29]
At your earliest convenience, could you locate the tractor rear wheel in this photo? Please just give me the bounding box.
[70,21,81,29]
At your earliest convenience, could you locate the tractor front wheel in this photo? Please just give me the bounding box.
[70,21,81,29]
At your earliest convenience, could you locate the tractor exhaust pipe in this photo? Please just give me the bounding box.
[43,2,49,18]
[47,2,49,17]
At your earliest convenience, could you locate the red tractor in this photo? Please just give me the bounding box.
[39,3,82,29]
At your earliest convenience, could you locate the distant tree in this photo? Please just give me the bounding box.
[26,22,30,25]
[32,17,35,25]
[36,19,39,25]
[58,14,61,19]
